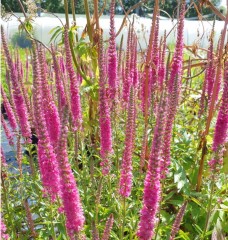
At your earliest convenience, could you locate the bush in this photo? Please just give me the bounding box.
[11,31,32,48]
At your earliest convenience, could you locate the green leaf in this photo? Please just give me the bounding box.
[49,26,63,44]
[178,229,191,240]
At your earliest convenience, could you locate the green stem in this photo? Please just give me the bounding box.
[71,0,78,41]
[95,177,103,225]
[16,0,27,18]
[83,0,93,42]
[50,203,57,240]
[57,197,69,239]
[202,175,215,239]
[71,0,76,23]
[120,197,126,239]
[93,0,100,30]
[69,36,89,82]
[64,0,70,27]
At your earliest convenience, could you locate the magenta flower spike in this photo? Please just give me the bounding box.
[212,58,228,151]
[64,26,82,131]
[38,46,60,146]
[158,33,166,91]
[1,147,7,167]
[169,201,188,240]
[149,16,160,91]
[168,2,185,95]
[101,214,114,240]
[119,88,135,197]
[206,37,215,102]
[161,76,180,178]
[32,44,60,201]
[1,86,17,131]
[1,218,9,240]
[16,55,32,126]
[57,110,85,238]
[1,114,14,146]
[141,69,152,114]
[108,0,117,99]
[98,35,113,175]
[132,35,138,88]
[1,26,31,139]
[51,45,67,110]
[137,92,167,239]
[122,26,133,103]
[161,2,185,177]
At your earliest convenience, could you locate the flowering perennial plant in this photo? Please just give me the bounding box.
[1,1,228,239]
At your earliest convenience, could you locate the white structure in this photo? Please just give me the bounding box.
[0,13,226,49]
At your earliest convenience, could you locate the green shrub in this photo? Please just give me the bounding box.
[11,31,32,48]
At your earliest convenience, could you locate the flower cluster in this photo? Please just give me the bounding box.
[64,26,82,131]
[32,43,60,201]
[119,88,136,197]
[98,35,113,175]
[57,110,85,238]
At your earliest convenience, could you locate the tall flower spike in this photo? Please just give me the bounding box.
[24,199,37,238]
[98,35,113,175]
[51,45,67,110]
[16,53,32,126]
[137,91,167,240]
[168,1,185,94]
[122,25,133,103]
[149,15,160,91]
[108,0,117,99]
[158,32,166,91]
[1,26,31,139]
[169,201,188,240]
[38,46,60,146]
[161,1,185,177]
[32,43,60,201]
[1,86,17,131]
[101,214,114,240]
[57,108,85,238]
[132,34,138,88]
[64,26,82,130]
[161,76,179,178]
[119,88,135,197]
[1,114,14,146]
[206,29,215,102]
[212,57,228,151]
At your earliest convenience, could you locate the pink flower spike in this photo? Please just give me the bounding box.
[1,114,14,146]
[1,147,7,167]
[102,214,114,240]
[38,46,60,146]
[1,26,31,139]
[57,109,85,238]
[119,88,135,197]
[108,0,117,99]
[64,26,82,131]
[212,56,228,151]
[138,90,168,239]
[1,218,9,240]
[1,86,17,131]
[98,35,113,175]
[32,43,60,201]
